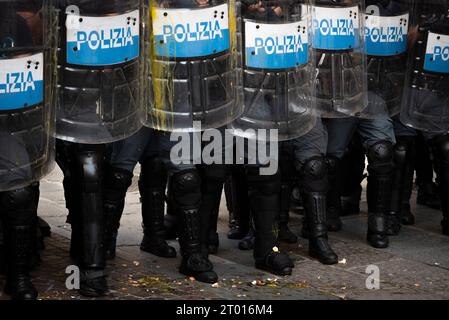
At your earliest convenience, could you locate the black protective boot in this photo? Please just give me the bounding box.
[1,187,39,300]
[431,135,449,236]
[299,157,338,265]
[388,136,415,235]
[325,156,343,231]
[75,144,108,297]
[225,165,250,239]
[164,176,178,240]
[247,167,294,276]
[103,166,133,259]
[366,142,393,248]
[238,221,255,250]
[139,157,176,258]
[173,170,218,283]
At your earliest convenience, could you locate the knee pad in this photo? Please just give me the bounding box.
[367,141,394,175]
[140,156,167,188]
[172,170,202,207]
[300,156,328,193]
[0,186,37,225]
[326,155,341,176]
[394,136,415,166]
[105,166,133,196]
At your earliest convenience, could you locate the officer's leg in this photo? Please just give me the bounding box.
[225,165,250,240]
[358,118,395,248]
[246,165,294,276]
[139,155,176,258]
[163,176,177,240]
[416,133,440,210]
[103,128,149,259]
[72,143,108,296]
[198,164,226,255]
[389,117,417,232]
[0,217,5,274]
[429,133,449,235]
[159,132,218,283]
[278,142,298,244]
[325,117,358,231]
[0,185,38,300]
[293,120,338,265]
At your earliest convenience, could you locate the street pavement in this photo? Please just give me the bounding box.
[1,166,449,300]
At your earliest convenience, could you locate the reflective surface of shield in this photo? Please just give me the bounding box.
[0,0,57,192]
[146,0,243,132]
[56,0,143,143]
[400,0,449,133]
[230,0,316,141]
[311,0,368,118]
[361,0,413,118]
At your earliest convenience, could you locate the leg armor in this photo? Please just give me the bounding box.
[0,185,38,300]
[325,156,343,231]
[389,136,415,235]
[172,170,218,284]
[366,141,394,248]
[163,175,178,240]
[299,157,338,265]
[139,156,176,258]
[246,166,293,276]
[103,166,133,259]
[199,164,226,255]
[430,134,449,235]
[225,165,250,240]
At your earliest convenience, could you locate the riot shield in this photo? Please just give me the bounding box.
[311,0,368,118]
[0,0,57,192]
[229,0,316,141]
[360,0,413,118]
[400,0,449,133]
[145,0,243,132]
[56,0,144,143]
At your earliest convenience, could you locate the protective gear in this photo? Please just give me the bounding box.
[366,141,393,247]
[146,0,242,132]
[199,164,226,255]
[139,156,176,258]
[163,176,178,240]
[430,135,449,235]
[230,0,316,140]
[400,1,449,133]
[416,135,440,210]
[56,0,143,143]
[56,142,108,297]
[325,156,343,231]
[103,166,133,259]
[299,156,338,265]
[238,223,255,250]
[225,165,250,240]
[246,167,293,275]
[389,136,414,235]
[311,0,368,117]
[172,170,218,284]
[362,0,413,118]
[1,0,56,192]
[0,185,38,300]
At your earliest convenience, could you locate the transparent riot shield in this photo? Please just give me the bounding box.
[56,0,143,143]
[360,0,413,119]
[146,0,243,132]
[400,0,449,133]
[311,0,368,118]
[0,0,57,192]
[229,0,316,141]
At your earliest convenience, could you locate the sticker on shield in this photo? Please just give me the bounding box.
[312,5,359,50]
[424,32,449,73]
[244,20,308,69]
[364,13,408,56]
[0,53,44,111]
[152,4,230,58]
[66,10,139,66]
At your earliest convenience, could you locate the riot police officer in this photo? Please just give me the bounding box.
[55,0,144,296]
[0,0,57,300]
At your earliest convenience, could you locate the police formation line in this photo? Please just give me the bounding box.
[1,0,449,301]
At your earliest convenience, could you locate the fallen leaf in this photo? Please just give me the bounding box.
[338,258,347,265]
[211,283,219,288]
